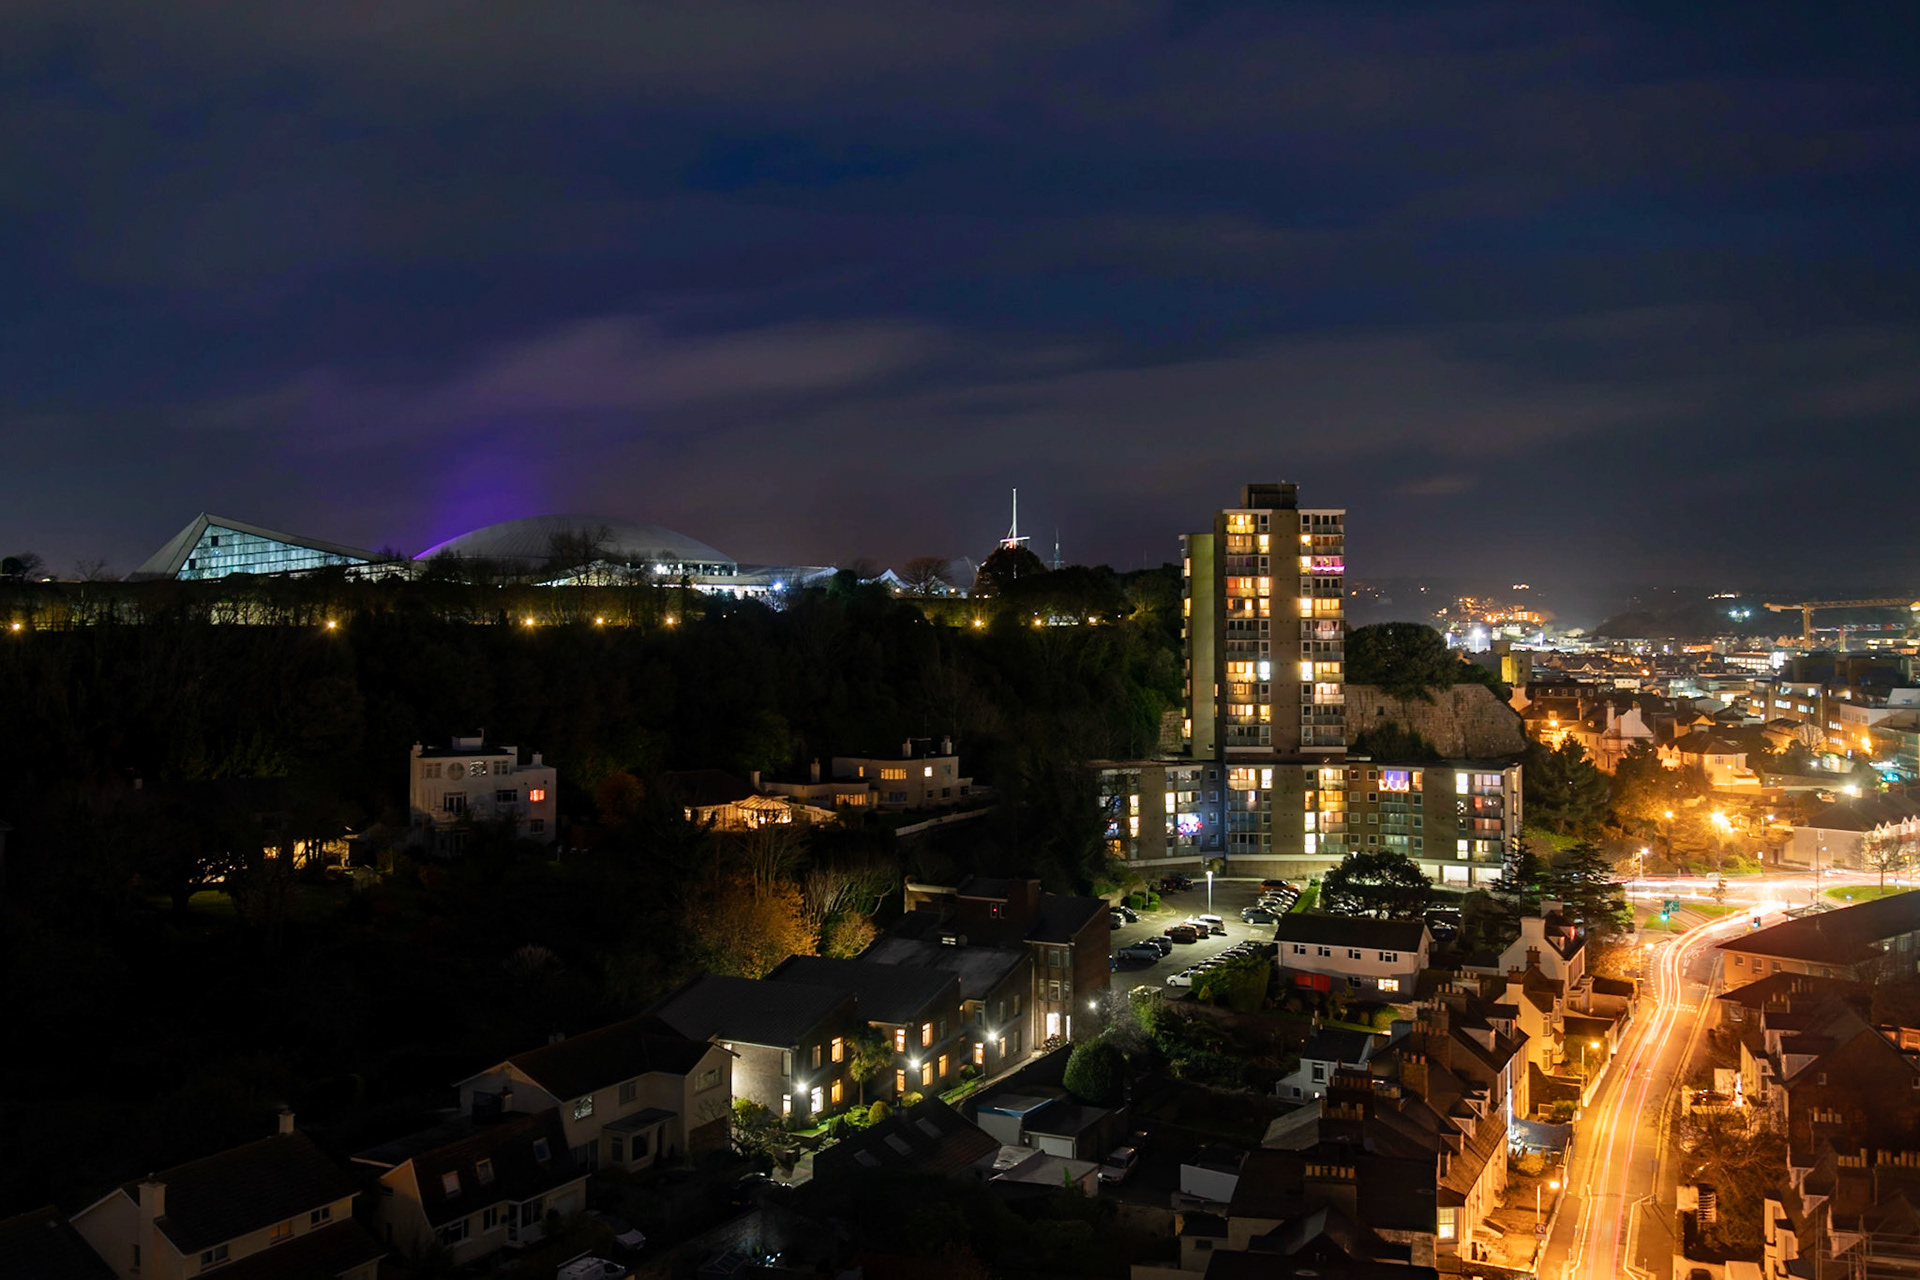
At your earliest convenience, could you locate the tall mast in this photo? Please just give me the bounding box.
[1001,488,1029,549]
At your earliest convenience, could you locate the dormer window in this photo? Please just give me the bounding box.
[475,1158,494,1185]
[441,1170,461,1197]
[532,1138,551,1162]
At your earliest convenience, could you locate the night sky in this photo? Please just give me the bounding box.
[5,2,1916,587]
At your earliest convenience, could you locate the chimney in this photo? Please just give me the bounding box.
[941,736,952,756]
[276,1107,295,1136]
[902,739,913,760]
[750,769,762,790]
[138,1177,166,1223]
[810,759,822,784]
[1526,946,1541,969]
[1302,1162,1359,1221]
[531,752,543,766]
[1401,1051,1429,1100]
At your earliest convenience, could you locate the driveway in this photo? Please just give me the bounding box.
[1109,879,1280,992]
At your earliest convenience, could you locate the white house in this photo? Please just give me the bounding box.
[409,732,557,853]
[1273,916,1429,996]
[1275,1027,1388,1102]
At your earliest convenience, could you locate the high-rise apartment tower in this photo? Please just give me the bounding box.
[1183,482,1346,759]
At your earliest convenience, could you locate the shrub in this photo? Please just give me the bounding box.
[1124,892,1145,910]
[1513,1150,1548,1177]
[1062,1038,1126,1106]
[866,1100,891,1125]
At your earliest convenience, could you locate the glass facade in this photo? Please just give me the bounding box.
[177,525,368,580]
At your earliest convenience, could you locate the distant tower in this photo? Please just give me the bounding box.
[1000,489,1029,551]
[1053,530,1062,570]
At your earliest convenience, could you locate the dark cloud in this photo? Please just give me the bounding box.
[1,1,1916,589]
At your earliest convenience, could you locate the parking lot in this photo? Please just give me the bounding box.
[1110,878,1284,991]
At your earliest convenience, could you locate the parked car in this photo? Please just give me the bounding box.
[1118,942,1163,963]
[1161,874,1194,891]
[1194,914,1226,935]
[1165,969,1197,987]
[1109,911,1124,930]
[587,1212,647,1252]
[1241,907,1278,923]
[1145,935,1174,956]
[1164,923,1199,944]
[1260,878,1294,892]
[556,1260,628,1280]
[1098,1146,1142,1184]
[1115,904,1140,922]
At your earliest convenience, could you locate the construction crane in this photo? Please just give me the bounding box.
[1763,598,1920,643]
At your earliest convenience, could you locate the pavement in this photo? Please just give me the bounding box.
[1109,879,1275,992]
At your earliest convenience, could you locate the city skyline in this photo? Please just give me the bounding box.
[6,4,1919,583]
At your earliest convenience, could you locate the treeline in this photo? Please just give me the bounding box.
[0,573,1181,1211]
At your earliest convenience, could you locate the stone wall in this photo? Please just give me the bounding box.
[1345,683,1526,759]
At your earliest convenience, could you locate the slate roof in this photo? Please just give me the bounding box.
[812,1098,1000,1181]
[1297,1028,1383,1064]
[487,1015,713,1101]
[649,974,853,1048]
[0,1207,116,1280]
[767,955,958,1025]
[1029,894,1109,943]
[353,1110,578,1230]
[112,1131,358,1256]
[1717,892,1920,966]
[196,1220,384,1280]
[1274,915,1427,953]
[1799,793,1920,834]
[856,930,1029,1002]
[1714,971,1867,1012]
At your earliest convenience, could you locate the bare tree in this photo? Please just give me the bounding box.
[0,552,45,582]
[74,557,116,582]
[1862,828,1910,888]
[545,523,615,582]
[901,556,953,596]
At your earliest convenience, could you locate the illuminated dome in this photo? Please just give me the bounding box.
[418,515,736,577]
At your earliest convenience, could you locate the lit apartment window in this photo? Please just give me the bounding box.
[895,1069,906,1093]
[921,1022,933,1047]
[574,1096,595,1120]
[1379,978,1400,992]
[832,1079,843,1105]
[528,787,546,802]
[938,1053,950,1077]
[1437,1208,1457,1240]
[921,1062,933,1087]
[894,1027,907,1053]
[810,1086,824,1113]
[782,1093,792,1116]
[974,1042,985,1066]
[269,1220,293,1243]
[831,1037,844,1063]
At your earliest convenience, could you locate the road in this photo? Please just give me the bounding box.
[1544,896,1795,1280]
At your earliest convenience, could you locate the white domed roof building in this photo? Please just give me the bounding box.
[418,515,737,580]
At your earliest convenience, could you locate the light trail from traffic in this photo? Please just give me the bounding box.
[1557,908,1762,1280]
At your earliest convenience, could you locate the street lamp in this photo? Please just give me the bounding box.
[1207,869,1214,915]
[1536,1177,1561,1227]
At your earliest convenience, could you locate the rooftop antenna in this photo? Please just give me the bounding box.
[1000,489,1029,550]
[1053,529,1062,570]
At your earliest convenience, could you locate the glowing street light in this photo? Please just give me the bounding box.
[1207,869,1214,915]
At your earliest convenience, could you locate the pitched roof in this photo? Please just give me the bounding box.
[812,1098,999,1181]
[1029,894,1109,943]
[1718,892,1920,966]
[352,1110,578,1229]
[490,1015,713,1101]
[191,1220,384,1280]
[1799,793,1920,834]
[649,974,853,1048]
[1297,1028,1384,1064]
[859,930,1029,1001]
[131,513,379,580]
[767,956,957,1025]
[1274,915,1427,953]
[0,1207,116,1280]
[113,1131,359,1256]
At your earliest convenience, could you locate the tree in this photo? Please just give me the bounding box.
[822,912,879,958]
[1862,828,1910,889]
[1062,1038,1125,1106]
[1609,740,1688,837]
[1344,623,1475,702]
[691,871,818,977]
[1546,841,1628,939]
[1525,738,1611,835]
[972,545,1047,599]
[1490,837,1548,911]
[901,557,953,596]
[0,552,44,582]
[847,1028,894,1105]
[1320,849,1432,919]
[1349,721,1442,761]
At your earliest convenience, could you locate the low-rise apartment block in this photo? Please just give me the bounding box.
[1274,914,1430,998]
